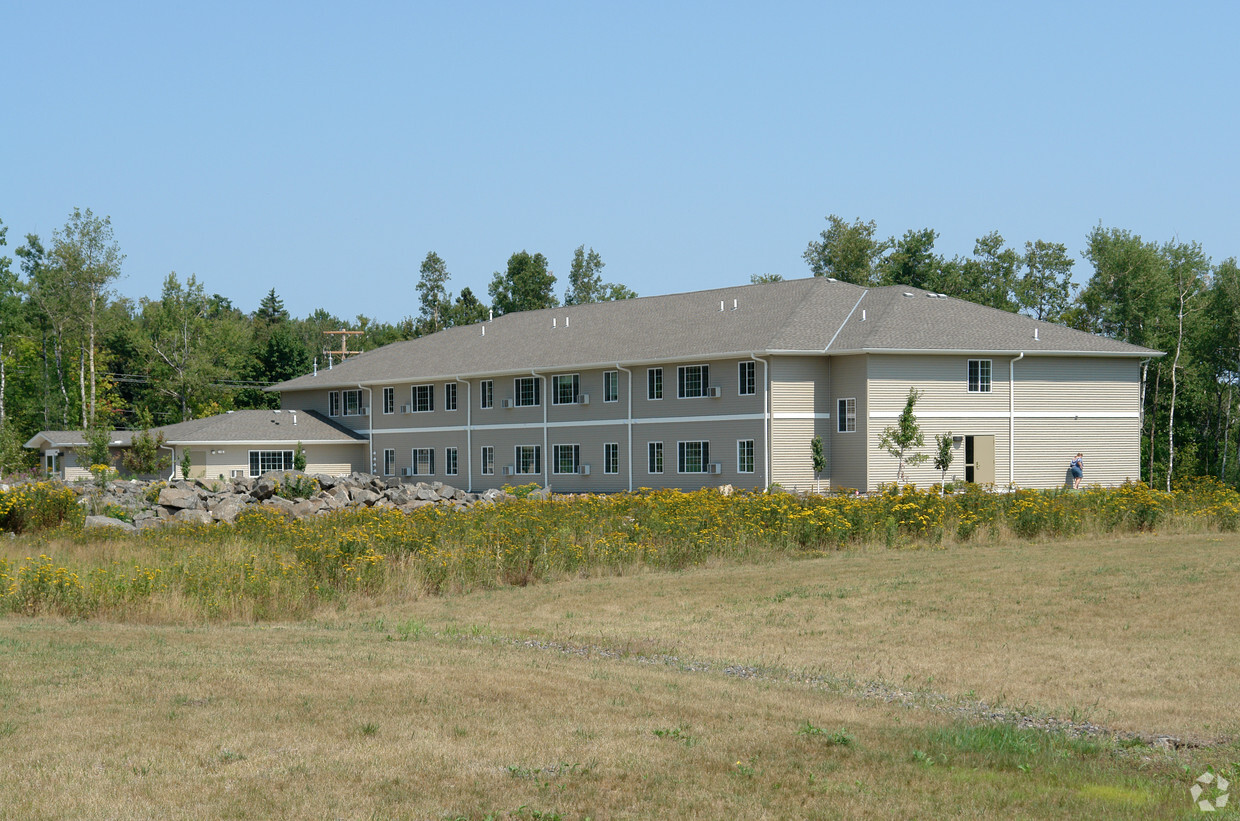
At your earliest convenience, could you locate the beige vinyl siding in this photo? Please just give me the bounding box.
[867,354,1010,415]
[1014,418,1141,487]
[769,356,830,489]
[830,355,867,491]
[169,442,366,480]
[1014,357,1140,413]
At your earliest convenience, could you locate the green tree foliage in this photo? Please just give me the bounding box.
[294,441,307,472]
[934,431,955,488]
[489,251,558,315]
[564,246,606,306]
[803,215,890,285]
[416,251,452,333]
[878,228,946,290]
[878,388,928,484]
[76,419,114,471]
[121,408,170,476]
[810,435,826,491]
[1017,240,1075,322]
[751,273,784,284]
[955,232,1020,311]
[445,287,490,326]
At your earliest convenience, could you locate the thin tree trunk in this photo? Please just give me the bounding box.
[54,334,69,429]
[79,342,87,430]
[1167,293,1185,493]
[1222,382,1233,480]
[88,310,96,425]
[1147,367,1160,487]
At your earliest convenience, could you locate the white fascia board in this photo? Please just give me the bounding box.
[843,348,1163,358]
[162,439,368,447]
[869,410,1139,419]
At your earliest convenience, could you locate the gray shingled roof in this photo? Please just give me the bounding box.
[26,410,366,450]
[272,277,1163,392]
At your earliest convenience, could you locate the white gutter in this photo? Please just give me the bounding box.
[161,444,177,481]
[1009,352,1024,486]
[750,354,770,489]
[456,376,472,492]
[616,364,633,491]
[358,384,373,474]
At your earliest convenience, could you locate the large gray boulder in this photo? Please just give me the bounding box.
[157,487,199,510]
[172,508,213,525]
[85,515,137,533]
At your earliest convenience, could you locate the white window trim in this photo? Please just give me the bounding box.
[382,387,395,415]
[647,367,663,401]
[677,364,710,399]
[445,447,458,476]
[480,380,494,410]
[515,444,542,475]
[737,439,755,473]
[604,370,619,403]
[382,448,396,476]
[551,443,581,474]
[412,447,435,476]
[249,449,294,477]
[515,377,541,408]
[676,440,710,474]
[604,442,619,474]
[838,398,857,433]
[968,359,993,393]
[444,382,458,412]
[481,445,495,475]
[551,374,580,406]
[648,441,664,474]
[738,361,755,396]
[411,384,435,413]
[342,389,362,416]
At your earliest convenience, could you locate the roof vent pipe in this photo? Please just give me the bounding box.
[482,325,485,336]
[489,309,493,322]
[553,317,557,328]
[861,309,866,321]
[313,358,318,376]
[565,316,569,327]
[1034,328,1039,341]
[291,411,297,426]
[719,300,724,311]
[732,299,738,310]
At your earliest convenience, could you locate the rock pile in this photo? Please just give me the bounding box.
[69,472,527,532]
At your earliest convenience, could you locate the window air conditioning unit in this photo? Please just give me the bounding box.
[707,463,722,475]
[576,394,590,405]
[359,406,369,415]
[401,467,414,477]
[400,404,414,414]
[231,469,245,478]
[503,465,515,476]
[577,464,590,476]
[708,386,722,398]
[501,398,514,409]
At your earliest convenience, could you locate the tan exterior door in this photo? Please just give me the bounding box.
[965,435,995,484]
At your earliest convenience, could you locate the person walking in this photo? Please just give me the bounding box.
[1070,453,1084,489]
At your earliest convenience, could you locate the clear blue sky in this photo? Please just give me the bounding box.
[3,1,1237,322]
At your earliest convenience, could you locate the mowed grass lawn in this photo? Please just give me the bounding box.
[2,532,1238,819]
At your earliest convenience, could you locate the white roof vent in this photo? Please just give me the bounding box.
[903,292,914,298]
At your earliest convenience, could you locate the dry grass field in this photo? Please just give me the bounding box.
[2,532,1238,819]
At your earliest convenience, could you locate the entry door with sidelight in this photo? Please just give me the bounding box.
[964,435,995,484]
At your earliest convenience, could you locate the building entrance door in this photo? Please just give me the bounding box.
[964,435,995,484]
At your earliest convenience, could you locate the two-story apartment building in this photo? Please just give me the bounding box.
[270,277,1161,492]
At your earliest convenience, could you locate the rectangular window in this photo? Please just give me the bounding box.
[552,374,580,405]
[968,359,992,393]
[648,441,663,474]
[604,443,619,475]
[738,361,755,396]
[481,446,494,476]
[45,452,60,476]
[515,377,541,407]
[411,384,434,412]
[382,387,395,415]
[677,364,710,398]
[737,439,755,473]
[444,383,458,411]
[647,367,663,400]
[480,380,494,409]
[383,448,396,476]
[516,445,541,475]
[604,371,619,403]
[677,441,709,474]
[445,447,458,476]
[552,444,580,474]
[249,450,294,477]
[838,398,856,433]
[342,389,361,416]
[412,448,435,476]
[328,391,340,417]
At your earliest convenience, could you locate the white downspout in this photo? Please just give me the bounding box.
[534,370,547,489]
[1009,353,1024,487]
[751,354,770,490]
[456,376,472,492]
[359,384,373,475]
[617,364,633,491]
[162,444,177,481]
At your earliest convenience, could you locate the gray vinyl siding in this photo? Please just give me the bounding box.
[634,358,765,419]
[770,356,829,490]
[634,419,766,491]
[829,355,867,491]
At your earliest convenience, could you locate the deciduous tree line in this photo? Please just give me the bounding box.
[800,216,1240,489]
[1,207,1235,490]
[0,209,635,473]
